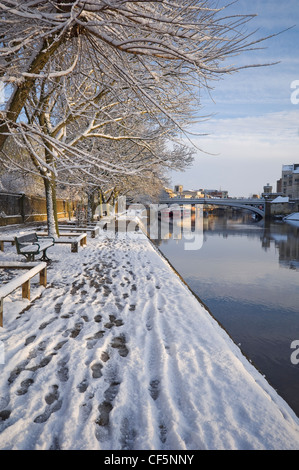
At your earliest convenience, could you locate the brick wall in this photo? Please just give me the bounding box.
[0,192,71,226]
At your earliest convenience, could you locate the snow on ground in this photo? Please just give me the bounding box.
[0,221,299,450]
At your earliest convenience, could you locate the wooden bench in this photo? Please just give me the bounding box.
[57,225,99,238]
[0,236,15,252]
[65,221,97,226]
[15,233,55,261]
[40,224,99,238]
[56,233,87,252]
[0,261,47,327]
[37,232,87,253]
[0,233,87,253]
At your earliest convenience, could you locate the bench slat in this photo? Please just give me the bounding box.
[0,261,40,269]
[0,262,47,298]
[41,225,99,237]
[20,245,39,253]
[0,262,47,327]
[37,233,87,252]
[35,242,53,250]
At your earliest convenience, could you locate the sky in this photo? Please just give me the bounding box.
[169,0,299,198]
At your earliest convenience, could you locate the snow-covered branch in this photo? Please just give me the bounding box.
[0,1,279,144]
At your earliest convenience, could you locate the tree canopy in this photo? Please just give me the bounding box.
[0,1,278,233]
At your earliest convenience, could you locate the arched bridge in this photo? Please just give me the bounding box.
[159,198,266,218]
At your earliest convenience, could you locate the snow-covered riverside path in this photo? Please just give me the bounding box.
[0,224,299,450]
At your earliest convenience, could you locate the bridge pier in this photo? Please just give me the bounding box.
[264,201,271,220]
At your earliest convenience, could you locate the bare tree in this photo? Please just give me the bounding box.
[0,0,278,151]
[1,42,197,235]
[2,71,183,229]
[0,1,280,234]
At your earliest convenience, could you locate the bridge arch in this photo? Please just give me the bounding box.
[217,202,264,217]
[159,198,265,218]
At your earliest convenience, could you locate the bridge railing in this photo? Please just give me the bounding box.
[159,198,265,217]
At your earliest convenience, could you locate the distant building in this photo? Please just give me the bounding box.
[261,182,284,200]
[179,189,205,199]
[162,185,229,200]
[263,183,272,194]
[204,189,228,199]
[173,186,205,199]
[174,185,183,194]
[161,187,176,198]
[281,164,299,199]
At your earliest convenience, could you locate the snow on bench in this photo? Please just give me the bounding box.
[39,224,99,238]
[0,261,47,328]
[1,230,87,257]
[37,232,87,252]
[56,232,87,252]
[15,233,55,261]
[0,233,86,253]
[57,225,99,238]
[0,236,17,252]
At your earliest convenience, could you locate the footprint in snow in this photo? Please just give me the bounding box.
[33,384,61,424]
[91,362,103,379]
[86,330,105,349]
[0,409,11,422]
[149,379,160,401]
[104,315,123,329]
[56,357,69,382]
[159,422,168,443]
[111,335,129,357]
[16,378,34,396]
[96,382,120,427]
[25,335,36,346]
[77,378,89,394]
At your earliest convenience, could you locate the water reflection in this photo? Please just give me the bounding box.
[153,208,299,272]
[274,221,299,271]
[152,211,299,418]
[149,206,203,251]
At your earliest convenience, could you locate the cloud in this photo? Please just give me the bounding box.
[169,1,299,197]
[226,0,299,31]
[191,110,299,142]
[199,60,299,119]
[170,110,299,196]
[198,1,299,120]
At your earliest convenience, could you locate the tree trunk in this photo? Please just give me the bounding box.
[98,190,103,218]
[51,178,59,236]
[87,192,93,224]
[44,178,57,238]
[27,149,58,237]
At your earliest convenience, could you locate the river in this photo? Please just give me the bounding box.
[151,207,299,418]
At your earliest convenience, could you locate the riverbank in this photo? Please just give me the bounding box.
[0,222,299,450]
